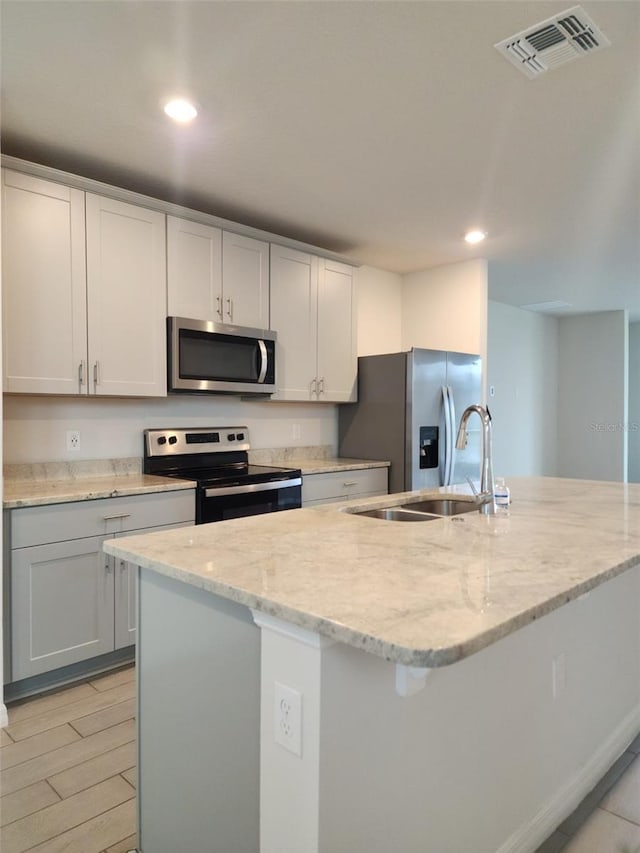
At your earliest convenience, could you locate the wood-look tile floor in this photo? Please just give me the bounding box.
[0,666,136,853]
[1,665,639,853]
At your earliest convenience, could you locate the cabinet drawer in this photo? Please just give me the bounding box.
[11,490,195,548]
[302,468,388,504]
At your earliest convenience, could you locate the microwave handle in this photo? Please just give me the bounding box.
[257,340,268,383]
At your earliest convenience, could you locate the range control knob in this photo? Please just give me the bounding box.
[236,432,245,441]
[168,435,178,445]
[227,434,236,442]
[157,436,167,445]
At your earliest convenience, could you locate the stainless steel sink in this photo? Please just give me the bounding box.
[399,498,480,516]
[355,508,441,522]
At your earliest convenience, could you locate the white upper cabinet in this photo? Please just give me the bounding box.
[270,246,357,402]
[270,246,318,400]
[166,216,223,321]
[222,231,270,329]
[2,170,167,398]
[86,194,167,397]
[316,259,357,402]
[167,221,269,330]
[2,169,88,395]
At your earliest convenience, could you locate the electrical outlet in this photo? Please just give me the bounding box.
[274,681,302,756]
[66,430,81,451]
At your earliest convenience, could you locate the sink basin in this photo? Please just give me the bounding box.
[355,508,441,522]
[399,498,480,516]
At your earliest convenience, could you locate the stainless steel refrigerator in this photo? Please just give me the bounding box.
[338,348,482,494]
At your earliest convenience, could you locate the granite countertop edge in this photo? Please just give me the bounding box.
[102,542,640,668]
[102,477,640,668]
[3,475,196,509]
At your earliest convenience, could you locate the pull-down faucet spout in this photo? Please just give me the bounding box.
[456,404,496,515]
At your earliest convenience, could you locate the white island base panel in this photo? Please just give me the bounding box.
[137,566,640,853]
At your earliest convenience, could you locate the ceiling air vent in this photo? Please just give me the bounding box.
[495,5,610,78]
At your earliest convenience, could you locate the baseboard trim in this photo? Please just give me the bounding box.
[497,704,640,853]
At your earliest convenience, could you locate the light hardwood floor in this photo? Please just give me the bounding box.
[0,666,136,853]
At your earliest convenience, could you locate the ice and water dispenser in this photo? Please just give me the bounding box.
[419,426,438,469]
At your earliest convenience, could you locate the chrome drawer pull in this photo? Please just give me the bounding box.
[343,481,358,487]
[102,513,132,521]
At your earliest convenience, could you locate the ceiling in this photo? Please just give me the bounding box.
[1,1,639,319]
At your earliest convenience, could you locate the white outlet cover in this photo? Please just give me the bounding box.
[66,430,81,451]
[274,681,302,757]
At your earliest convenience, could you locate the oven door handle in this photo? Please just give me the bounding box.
[257,340,268,384]
[204,477,302,498]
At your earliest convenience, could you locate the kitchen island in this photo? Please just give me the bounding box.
[104,477,640,853]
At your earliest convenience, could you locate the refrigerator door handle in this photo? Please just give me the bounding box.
[442,385,452,486]
[447,384,457,486]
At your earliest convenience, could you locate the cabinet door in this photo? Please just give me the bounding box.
[317,259,357,402]
[167,216,223,321]
[113,521,193,651]
[222,232,269,329]
[269,245,318,401]
[86,194,167,397]
[11,536,114,680]
[2,169,88,395]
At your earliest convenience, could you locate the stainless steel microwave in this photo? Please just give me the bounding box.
[167,317,276,395]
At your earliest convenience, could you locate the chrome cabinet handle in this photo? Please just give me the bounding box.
[78,361,85,391]
[310,378,317,396]
[318,377,325,394]
[105,557,113,574]
[226,297,233,320]
[216,296,222,318]
[119,559,127,573]
[93,361,100,388]
[102,513,131,521]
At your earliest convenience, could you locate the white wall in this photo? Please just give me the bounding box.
[355,266,402,356]
[487,301,558,478]
[3,395,338,464]
[557,311,628,482]
[629,322,640,483]
[401,258,488,362]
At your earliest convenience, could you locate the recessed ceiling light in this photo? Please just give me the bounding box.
[163,99,198,123]
[464,230,487,245]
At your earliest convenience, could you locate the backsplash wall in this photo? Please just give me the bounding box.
[3,394,338,464]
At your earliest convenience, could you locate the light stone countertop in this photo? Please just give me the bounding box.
[3,458,195,508]
[287,457,390,475]
[2,450,386,508]
[104,476,640,668]
[248,446,389,475]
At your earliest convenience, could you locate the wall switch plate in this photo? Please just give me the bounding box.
[274,681,302,757]
[66,430,81,451]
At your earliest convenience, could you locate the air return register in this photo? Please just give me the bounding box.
[495,5,610,78]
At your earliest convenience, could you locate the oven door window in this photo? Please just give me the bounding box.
[197,484,301,524]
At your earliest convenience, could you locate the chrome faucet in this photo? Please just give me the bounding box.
[456,404,496,515]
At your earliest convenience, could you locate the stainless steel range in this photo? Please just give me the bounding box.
[143,426,302,524]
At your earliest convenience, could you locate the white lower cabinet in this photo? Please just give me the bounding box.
[302,467,388,507]
[8,490,194,681]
